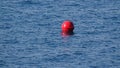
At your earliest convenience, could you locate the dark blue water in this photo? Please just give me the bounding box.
[0,0,120,68]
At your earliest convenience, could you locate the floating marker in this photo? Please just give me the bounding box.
[61,20,74,36]
[61,20,74,32]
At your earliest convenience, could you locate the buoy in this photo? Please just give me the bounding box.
[61,20,74,32]
[61,20,74,37]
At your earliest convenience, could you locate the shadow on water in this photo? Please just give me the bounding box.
[61,31,74,42]
[61,31,74,38]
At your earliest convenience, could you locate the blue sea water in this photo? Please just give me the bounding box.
[0,0,120,68]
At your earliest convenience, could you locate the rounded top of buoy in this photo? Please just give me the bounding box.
[61,20,74,32]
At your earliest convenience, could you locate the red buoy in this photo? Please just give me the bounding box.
[61,20,74,32]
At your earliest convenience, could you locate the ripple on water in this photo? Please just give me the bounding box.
[0,23,12,30]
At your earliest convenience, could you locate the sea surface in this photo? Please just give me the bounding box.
[0,0,120,68]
